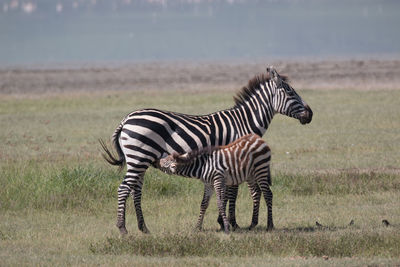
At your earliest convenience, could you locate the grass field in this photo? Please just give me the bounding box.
[1,86,400,266]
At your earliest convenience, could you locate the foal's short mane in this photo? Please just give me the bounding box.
[233,73,289,107]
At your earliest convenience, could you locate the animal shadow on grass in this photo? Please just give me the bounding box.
[211,225,319,234]
[229,226,324,234]
[214,220,359,234]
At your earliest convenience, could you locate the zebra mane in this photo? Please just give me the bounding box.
[233,73,289,107]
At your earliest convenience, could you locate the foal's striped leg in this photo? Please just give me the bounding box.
[259,178,274,231]
[227,185,240,229]
[217,185,240,231]
[247,182,262,230]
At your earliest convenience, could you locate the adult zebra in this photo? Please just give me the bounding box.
[101,67,312,235]
[157,134,273,234]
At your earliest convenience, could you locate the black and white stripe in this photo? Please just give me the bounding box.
[101,67,312,234]
[158,134,273,233]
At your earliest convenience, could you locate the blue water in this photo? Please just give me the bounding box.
[1,0,399,65]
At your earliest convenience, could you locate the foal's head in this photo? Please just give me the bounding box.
[157,148,213,174]
[158,154,179,174]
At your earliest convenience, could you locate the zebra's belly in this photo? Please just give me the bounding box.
[224,173,248,186]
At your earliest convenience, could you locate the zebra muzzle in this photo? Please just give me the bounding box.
[299,106,313,124]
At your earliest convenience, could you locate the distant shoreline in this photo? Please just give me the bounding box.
[2,54,400,70]
[1,59,400,94]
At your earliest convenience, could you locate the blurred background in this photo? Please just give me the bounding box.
[1,0,399,66]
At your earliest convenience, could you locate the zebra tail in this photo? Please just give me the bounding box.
[99,123,126,171]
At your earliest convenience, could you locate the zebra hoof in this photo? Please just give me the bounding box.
[231,223,240,231]
[248,224,257,231]
[223,226,230,234]
[218,224,230,234]
[138,223,150,234]
[224,223,230,234]
[118,226,128,235]
[140,227,150,234]
[217,226,224,232]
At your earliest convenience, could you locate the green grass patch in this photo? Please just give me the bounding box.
[0,163,204,211]
[2,162,398,212]
[0,162,119,211]
[1,89,400,172]
[143,168,203,197]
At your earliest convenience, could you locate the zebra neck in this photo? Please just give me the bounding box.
[175,166,201,180]
[229,100,273,137]
[174,156,207,180]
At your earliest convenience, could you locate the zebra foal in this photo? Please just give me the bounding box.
[157,134,273,234]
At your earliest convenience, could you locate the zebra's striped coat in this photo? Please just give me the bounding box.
[158,134,273,233]
[101,67,312,234]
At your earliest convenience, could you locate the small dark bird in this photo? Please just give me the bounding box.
[382,219,390,227]
[316,221,323,227]
[349,219,354,226]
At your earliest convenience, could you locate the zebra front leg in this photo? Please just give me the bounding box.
[116,180,131,235]
[259,179,274,231]
[247,182,262,230]
[214,178,230,234]
[196,184,213,231]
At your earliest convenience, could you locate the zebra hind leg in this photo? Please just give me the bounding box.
[116,180,131,235]
[117,171,149,235]
[130,175,149,234]
[247,182,262,230]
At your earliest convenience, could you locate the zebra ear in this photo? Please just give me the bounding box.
[267,66,282,88]
[266,66,276,74]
